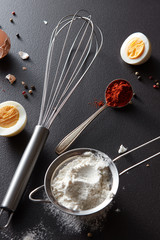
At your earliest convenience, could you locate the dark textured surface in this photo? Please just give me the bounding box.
[0,1,160,239]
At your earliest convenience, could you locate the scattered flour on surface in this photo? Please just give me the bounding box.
[1,230,15,240]
[0,221,50,240]
[23,232,35,240]
[43,200,110,234]
[21,221,48,240]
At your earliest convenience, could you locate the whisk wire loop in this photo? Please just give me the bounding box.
[42,16,93,126]
[39,11,81,125]
[38,10,103,129]
[46,27,103,129]
[44,19,93,128]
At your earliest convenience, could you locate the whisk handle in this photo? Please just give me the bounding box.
[55,104,108,154]
[1,125,49,213]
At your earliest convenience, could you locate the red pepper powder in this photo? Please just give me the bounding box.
[88,99,104,108]
[94,100,104,108]
[105,79,132,107]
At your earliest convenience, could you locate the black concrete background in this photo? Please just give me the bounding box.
[0,0,160,239]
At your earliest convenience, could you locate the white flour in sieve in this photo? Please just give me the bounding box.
[51,151,112,211]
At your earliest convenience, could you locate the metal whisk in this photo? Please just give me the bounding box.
[0,10,103,228]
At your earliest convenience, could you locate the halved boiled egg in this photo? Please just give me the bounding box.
[0,101,27,137]
[120,32,151,65]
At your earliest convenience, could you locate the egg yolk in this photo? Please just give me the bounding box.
[126,37,145,59]
[0,106,19,128]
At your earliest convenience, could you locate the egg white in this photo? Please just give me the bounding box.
[0,101,27,137]
[120,32,151,65]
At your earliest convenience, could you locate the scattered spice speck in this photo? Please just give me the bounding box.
[149,76,153,80]
[137,76,141,80]
[153,84,159,89]
[87,233,93,238]
[22,67,27,71]
[21,81,25,85]
[18,51,29,60]
[94,100,104,107]
[43,20,48,25]
[5,74,16,84]
[146,164,150,167]
[88,99,104,108]
[12,11,16,15]
[22,91,26,95]
[24,93,28,98]
[156,82,160,86]
[24,84,28,89]
[115,208,121,213]
[133,92,136,97]
[135,72,139,76]
[16,33,20,38]
[31,85,35,90]
[10,18,13,23]
[29,90,33,94]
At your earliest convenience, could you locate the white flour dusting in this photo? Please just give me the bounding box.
[43,201,109,234]
[0,221,49,240]
[23,232,35,240]
[21,222,48,240]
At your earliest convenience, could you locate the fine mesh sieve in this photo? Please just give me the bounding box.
[29,136,160,216]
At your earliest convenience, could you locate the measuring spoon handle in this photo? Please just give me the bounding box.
[55,104,108,154]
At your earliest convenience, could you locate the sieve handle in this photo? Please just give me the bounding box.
[29,185,51,203]
[1,125,49,213]
[119,151,160,176]
[55,103,108,154]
